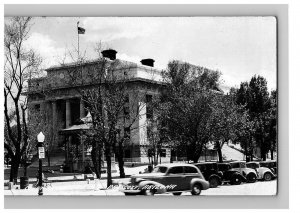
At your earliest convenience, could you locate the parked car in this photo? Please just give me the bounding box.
[229,161,257,183]
[119,163,210,196]
[246,161,276,181]
[259,160,277,175]
[217,163,247,185]
[193,162,222,188]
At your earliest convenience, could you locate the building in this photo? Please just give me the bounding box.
[27,49,171,171]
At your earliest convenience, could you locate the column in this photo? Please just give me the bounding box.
[65,99,72,169]
[65,99,71,128]
[52,101,57,147]
[80,99,85,119]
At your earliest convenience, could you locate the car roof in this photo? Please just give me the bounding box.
[194,162,217,165]
[230,161,246,163]
[247,161,259,164]
[156,163,198,168]
[260,160,277,162]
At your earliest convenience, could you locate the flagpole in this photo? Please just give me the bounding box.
[77,21,79,61]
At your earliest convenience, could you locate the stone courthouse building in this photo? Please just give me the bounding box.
[27,49,171,171]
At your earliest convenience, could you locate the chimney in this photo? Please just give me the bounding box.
[101,49,117,60]
[140,58,155,67]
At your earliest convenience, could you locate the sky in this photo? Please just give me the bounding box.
[22,17,276,92]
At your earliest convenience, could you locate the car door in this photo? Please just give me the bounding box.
[183,166,201,190]
[165,166,185,191]
[230,162,241,173]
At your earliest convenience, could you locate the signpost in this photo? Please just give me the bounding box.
[37,132,45,196]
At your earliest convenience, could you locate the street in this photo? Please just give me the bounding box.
[4,179,277,196]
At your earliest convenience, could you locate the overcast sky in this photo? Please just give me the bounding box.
[23,17,276,92]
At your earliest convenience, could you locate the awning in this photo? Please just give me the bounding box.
[59,123,92,135]
[59,112,92,135]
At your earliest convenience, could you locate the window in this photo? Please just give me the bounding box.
[152,166,168,173]
[124,149,131,158]
[230,162,239,168]
[124,95,129,103]
[146,94,152,103]
[124,127,130,139]
[160,149,166,157]
[168,166,184,174]
[147,126,152,139]
[184,166,198,174]
[147,149,154,157]
[146,94,153,119]
[124,106,130,119]
[34,104,40,111]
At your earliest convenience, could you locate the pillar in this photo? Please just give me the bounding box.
[80,99,85,119]
[52,101,57,147]
[65,99,71,128]
[65,99,72,167]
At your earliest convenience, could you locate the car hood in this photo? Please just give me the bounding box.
[232,167,256,174]
[242,168,256,174]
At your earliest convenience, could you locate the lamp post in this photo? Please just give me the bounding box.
[37,132,45,196]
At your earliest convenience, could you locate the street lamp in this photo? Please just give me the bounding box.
[37,132,45,196]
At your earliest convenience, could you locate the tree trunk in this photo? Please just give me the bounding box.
[23,165,28,177]
[10,158,20,183]
[270,149,274,160]
[105,143,112,187]
[117,141,125,178]
[91,142,101,178]
[47,151,51,167]
[216,142,223,163]
[217,148,223,163]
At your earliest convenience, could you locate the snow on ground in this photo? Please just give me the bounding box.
[222,143,245,161]
[4,179,277,196]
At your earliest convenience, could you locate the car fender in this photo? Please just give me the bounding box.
[246,171,257,179]
[190,178,210,190]
[138,180,167,194]
[261,170,275,178]
[233,172,247,182]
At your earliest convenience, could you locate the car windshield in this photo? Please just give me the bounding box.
[240,162,246,168]
[152,166,168,173]
[260,162,267,167]
[247,163,259,169]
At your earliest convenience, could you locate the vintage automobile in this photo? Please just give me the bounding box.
[217,163,247,185]
[119,163,210,196]
[259,160,277,175]
[230,161,257,183]
[246,161,276,181]
[193,162,222,188]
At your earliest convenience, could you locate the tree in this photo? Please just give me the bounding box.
[159,60,221,162]
[235,76,275,160]
[4,17,42,181]
[62,45,146,185]
[209,93,246,162]
[267,90,277,160]
[27,104,53,167]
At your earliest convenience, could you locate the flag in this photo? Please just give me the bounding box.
[78,26,85,34]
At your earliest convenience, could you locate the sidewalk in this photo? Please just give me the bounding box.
[4,178,127,196]
[4,165,147,190]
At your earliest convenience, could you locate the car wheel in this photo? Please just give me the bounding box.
[191,183,202,195]
[173,192,182,196]
[246,173,257,183]
[209,177,219,188]
[141,184,156,196]
[264,173,272,181]
[230,176,242,185]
